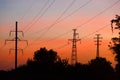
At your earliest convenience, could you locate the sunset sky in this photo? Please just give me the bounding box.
[0,0,120,70]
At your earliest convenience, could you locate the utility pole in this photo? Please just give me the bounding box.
[5,21,28,69]
[15,21,18,69]
[68,29,81,65]
[94,34,102,58]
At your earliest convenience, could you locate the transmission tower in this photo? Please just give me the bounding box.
[68,29,81,65]
[5,21,28,69]
[94,34,102,58]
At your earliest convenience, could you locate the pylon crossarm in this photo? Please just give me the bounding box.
[18,31,24,37]
[17,37,21,41]
[18,49,23,54]
[9,48,23,54]
[9,31,24,37]
[68,39,73,41]
[9,31,15,36]
[18,40,28,46]
[94,34,102,58]
[5,39,15,45]
[77,39,81,44]
[9,48,15,54]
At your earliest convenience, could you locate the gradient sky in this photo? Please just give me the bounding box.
[0,0,120,70]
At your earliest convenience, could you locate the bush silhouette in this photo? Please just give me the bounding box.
[109,37,120,79]
[0,47,117,80]
[88,57,114,80]
[33,47,58,63]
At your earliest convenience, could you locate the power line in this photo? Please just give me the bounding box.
[57,0,92,23]
[29,0,116,38]
[26,23,109,50]
[24,0,118,50]
[29,0,118,42]
[30,0,77,36]
[23,0,50,31]
[25,0,92,47]
[27,0,119,39]
[34,22,109,47]
[18,0,38,22]
[24,0,56,33]
[35,0,119,51]
[27,0,92,37]
[54,43,69,50]
[25,28,71,50]
[50,0,77,25]
[54,24,109,50]
[76,0,120,29]
[24,0,77,48]
[81,24,109,39]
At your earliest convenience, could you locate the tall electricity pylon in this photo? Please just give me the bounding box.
[5,21,28,69]
[68,29,81,65]
[94,34,102,58]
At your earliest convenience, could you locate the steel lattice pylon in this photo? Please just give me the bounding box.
[68,29,81,65]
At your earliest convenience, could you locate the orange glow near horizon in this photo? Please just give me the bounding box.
[0,38,117,70]
[0,0,120,70]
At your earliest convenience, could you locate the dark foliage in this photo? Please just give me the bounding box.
[33,47,58,63]
[0,47,117,80]
[109,37,120,79]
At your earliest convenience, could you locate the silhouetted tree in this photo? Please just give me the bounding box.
[33,47,58,64]
[109,37,120,75]
[0,70,8,80]
[1,47,117,80]
[88,57,114,80]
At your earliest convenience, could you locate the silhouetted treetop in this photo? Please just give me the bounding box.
[0,47,116,80]
[109,37,120,74]
[33,47,58,64]
[88,57,114,73]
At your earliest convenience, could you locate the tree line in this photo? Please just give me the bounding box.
[0,42,120,80]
